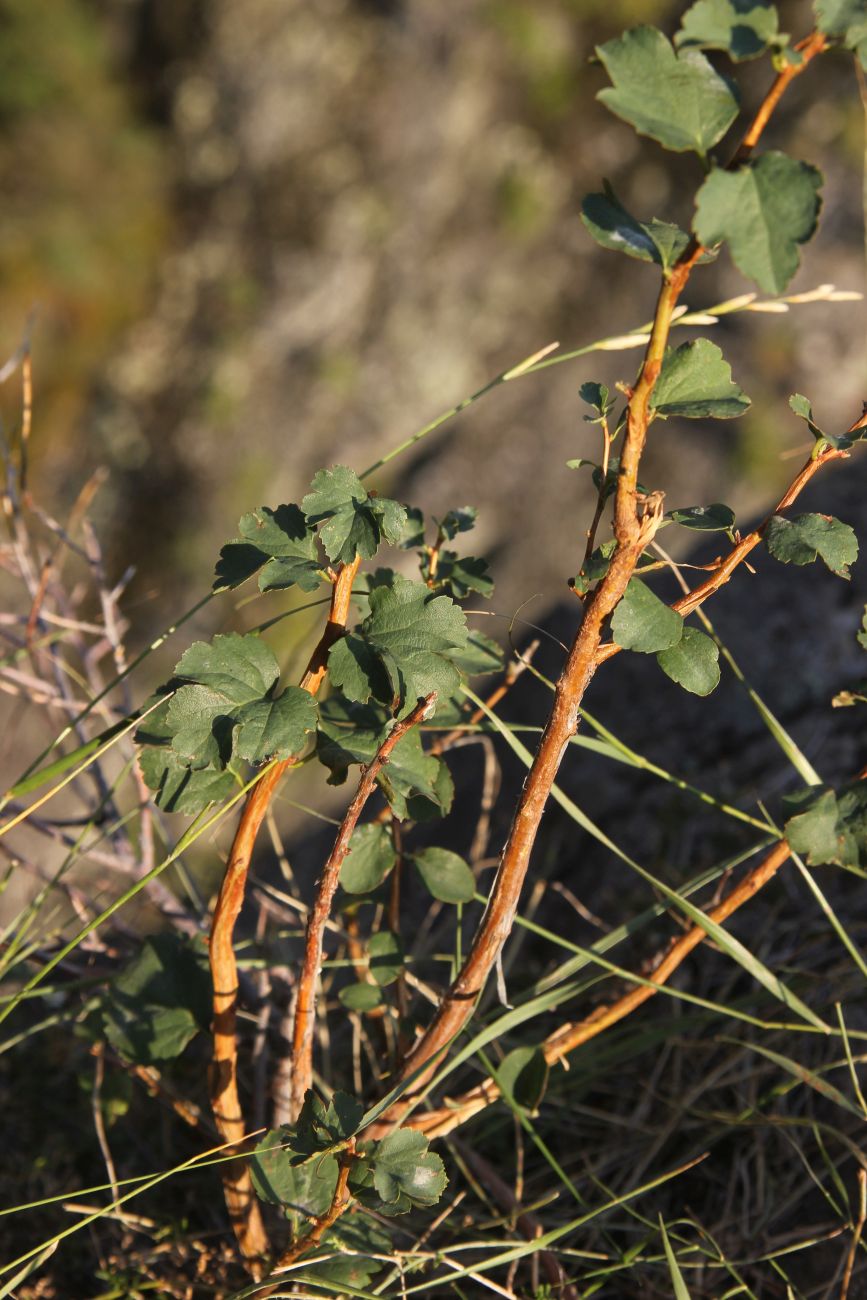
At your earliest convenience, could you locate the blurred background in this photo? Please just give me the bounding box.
[0,0,864,643]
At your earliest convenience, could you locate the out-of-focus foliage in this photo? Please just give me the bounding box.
[0,0,168,440]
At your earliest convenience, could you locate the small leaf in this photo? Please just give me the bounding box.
[341,823,397,894]
[858,605,867,651]
[437,507,478,540]
[789,393,854,449]
[214,505,322,593]
[694,153,823,294]
[302,465,407,564]
[371,1129,448,1213]
[611,580,684,654]
[339,982,384,1012]
[412,847,476,903]
[582,186,692,272]
[427,552,493,599]
[657,626,721,696]
[666,503,736,531]
[596,26,739,155]
[325,1091,366,1138]
[496,1046,550,1111]
[676,0,781,61]
[652,339,750,419]
[784,784,867,869]
[579,381,612,416]
[399,506,426,550]
[368,930,404,987]
[764,513,858,578]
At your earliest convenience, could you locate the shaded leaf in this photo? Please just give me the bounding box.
[341,823,396,894]
[611,580,684,653]
[427,551,494,599]
[214,505,321,593]
[412,847,476,904]
[579,381,612,417]
[399,506,426,550]
[582,185,692,272]
[368,930,404,986]
[665,503,736,531]
[316,695,453,820]
[338,982,384,1012]
[250,1130,338,1214]
[652,339,750,419]
[694,152,823,294]
[657,626,721,695]
[450,630,505,677]
[784,784,867,869]
[676,0,781,60]
[437,507,478,540]
[496,1046,550,1111]
[596,26,739,154]
[138,743,238,814]
[102,934,211,1064]
[764,512,858,578]
[815,0,867,36]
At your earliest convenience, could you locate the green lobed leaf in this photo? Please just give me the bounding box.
[611,580,684,654]
[399,506,426,550]
[656,626,721,696]
[858,606,867,651]
[302,465,407,564]
[166,634,318,767]
[496,1046,550,1112]
[764,512,858,578]
[368,930,404,986]
[370,1129,448,1214]
[412,847,476,904]
[596,26,739,154]
[450,630,505,677]
[292,1089,366,1156]
[340,823,397,894]
[426,551,493,599]
[437,507,478,540]
[328,575,469,717]
[581,185,692,272]
[214,504,322,593]
[676,0,781,60]
[102,934,211,1064]
[784,783,867,869]
[789,393,856,450]
[665,503,736,532]
[694,152,823,294]
[250,1130,339,1213]
[138,743,238,814]
[316,695,453,820]
[651,339,750,419]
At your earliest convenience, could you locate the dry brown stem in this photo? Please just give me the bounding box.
[288,691,438,1120]
[208,556,360,1270]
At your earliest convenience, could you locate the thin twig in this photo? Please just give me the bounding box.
[840,1168,867,1300]
[288,691,438,1120]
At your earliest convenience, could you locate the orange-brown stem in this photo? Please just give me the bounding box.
[364,31,829,1138]
[208,556,360,1269]
[410,839,792,1139]
[288,691,437,1120]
